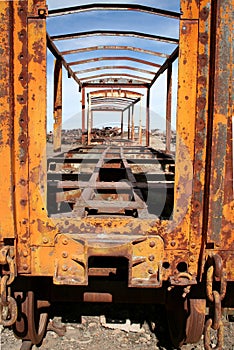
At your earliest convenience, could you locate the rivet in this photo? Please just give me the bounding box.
[191,243,196,249]
[23,251,28,257]
[62,252,68,258]
[193,224,198,228]
[171,241,176,247]
[148,268,154,275]
[22,264,28,270]
[43,237,49,244]
[149,241,155,248]
[62,265,68,272]
[148,255,155,262]
[62,238,68,245]
[22,219,27,225]
[190,257,195,262]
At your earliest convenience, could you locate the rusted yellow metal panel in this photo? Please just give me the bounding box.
[53,59,63,152]
[12,0,31,272]
[173,20,199,253]
[188,0,211,277]
[27,7,57,249]
[0,2,15,239]
[180,0,199,19]
[207,0,233,249]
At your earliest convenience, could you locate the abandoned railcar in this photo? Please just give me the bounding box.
[0,1,233,349]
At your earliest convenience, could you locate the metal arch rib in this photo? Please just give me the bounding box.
[48,4,181,19]
[75,66,155,76]
[68,56,161,68]
[60,46,170,59]
[51,30,179,45]
[79,73,152,84]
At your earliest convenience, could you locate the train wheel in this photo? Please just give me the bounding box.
[13,291,49,346]
[166,290,206,347]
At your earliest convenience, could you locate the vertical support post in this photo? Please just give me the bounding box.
[131,104,135,141]
[166,63,172,153]
[121,111,124,137]
[138,99,142,145]
[87,93,92,145]
[128,107,131,139]
[81,87,86,144]
[146,88,150,146]
[53,59,62,152]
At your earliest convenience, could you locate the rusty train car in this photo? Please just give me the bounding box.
[0,1,233,349]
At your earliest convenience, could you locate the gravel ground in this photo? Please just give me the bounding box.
[1,303,234,350]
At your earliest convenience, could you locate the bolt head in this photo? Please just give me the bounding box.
[149,241,155,248]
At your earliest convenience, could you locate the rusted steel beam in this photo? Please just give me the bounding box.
[47,33,82,89]
[149,46,179,87]
[146,88,150,146]
[138,99,143,145]
[53,59,63,152]
[61,45,170,59]
[131,105,135,141]
[166,62,172,153]
[83,83,149,88]
[51,30,179,45]
[0,1,16,239]
[206,0,233,246]
[92,108,124,112]
[75,65,155,76]
[81,88,86,144]
[90,97,137,104]
[87,93,92,145]
[128,107,131,139]
[121,111,124,137]
[48,4,181,19]
[69,56,161,68]
[89,89,143,98]
[80,73,151,83]
[56,181,174,190]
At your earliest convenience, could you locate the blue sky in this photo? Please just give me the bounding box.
[46,1,180,131]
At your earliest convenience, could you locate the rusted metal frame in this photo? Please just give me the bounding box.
[81,88,86,144]
[149,46,179,87]
[79,73,151,83]
[53,59,63,152]
[173,17,199,255]
[90,97,136,104]
[92,108,124,112]
[47,33,82,89]
[75,65,156,76]
[48,4,181,19]
[120,148,148,217]
[72,147,111,214]
[146,88,150,146]
[131,104,135,141]
[0,1,15,239]
[121,111,124,137]
[206,0,233,247]
[89,89,143,98]
[87,93,92,145]
[28,1,58,249]
[138,99,143,145]
[127,107,131,139]
[57,181,174,190]
[69,56,161,69]
[188,0,212,280]
[12,0,31,271]
[51,30,179,45]
[83,83,149,88]
[166,62,172,153]
[61,45,170,59]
